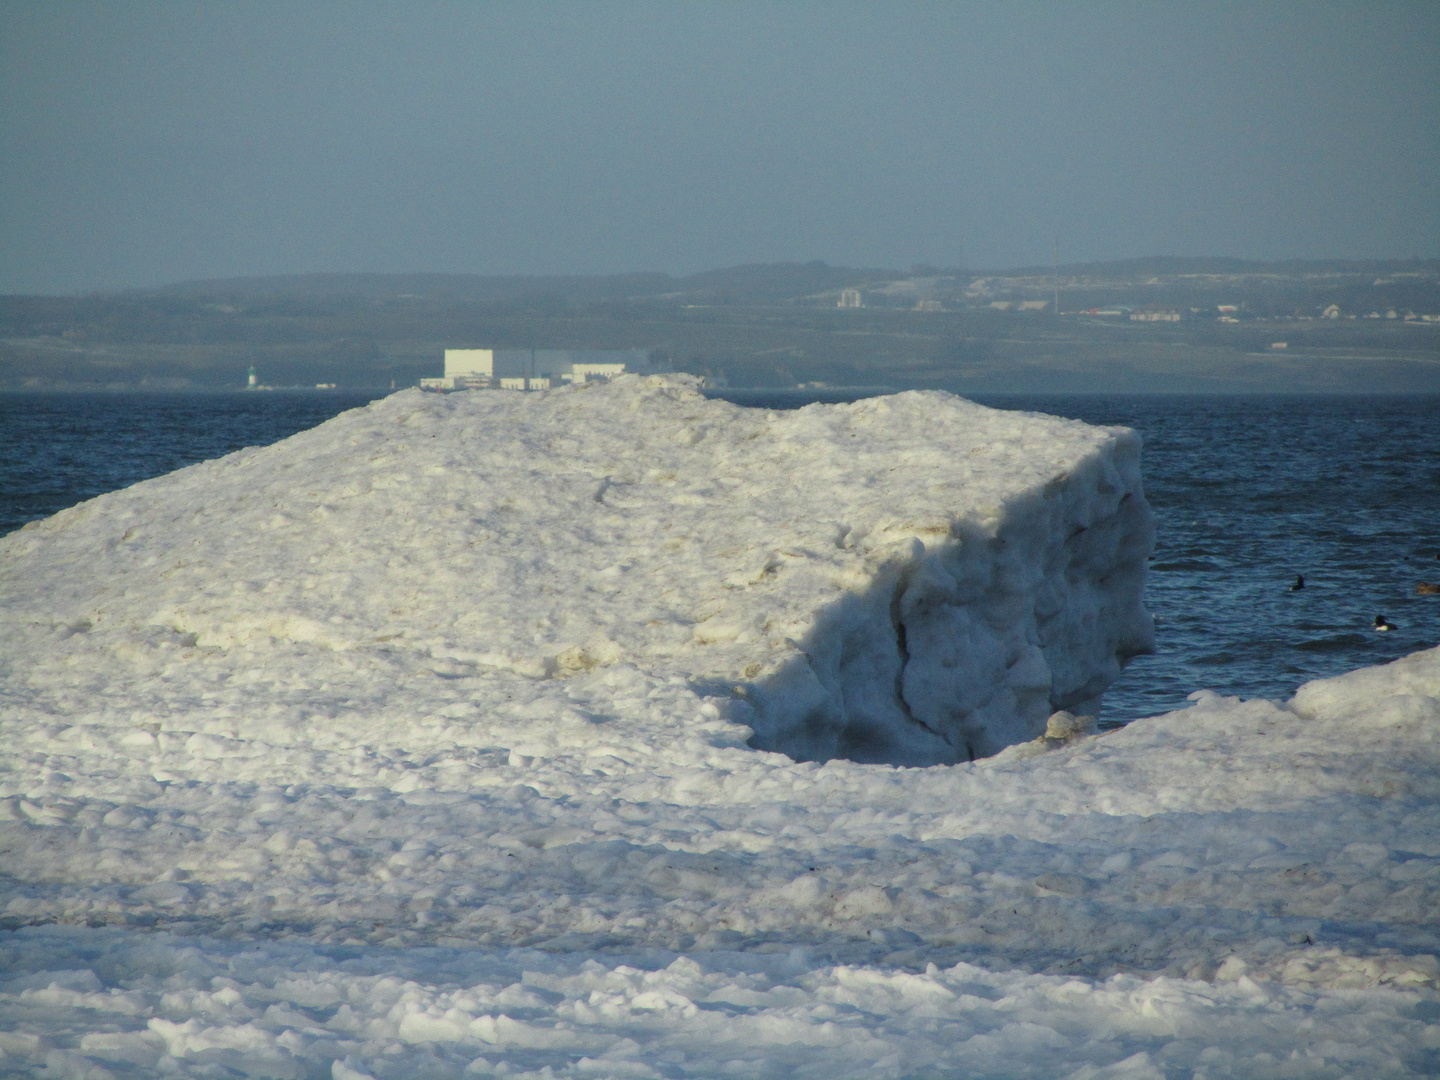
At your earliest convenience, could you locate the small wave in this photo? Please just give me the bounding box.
[1294,634,1370,653]
[1193,652,1237,665]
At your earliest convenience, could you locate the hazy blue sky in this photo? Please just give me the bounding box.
[3,1,1437,294]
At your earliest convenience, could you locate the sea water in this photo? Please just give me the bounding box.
[0,390,384,534]
[4,389,1438,724]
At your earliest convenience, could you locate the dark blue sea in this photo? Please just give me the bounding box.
[3,389,1438,725]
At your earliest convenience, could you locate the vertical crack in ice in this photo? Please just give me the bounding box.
[888,577,944,746]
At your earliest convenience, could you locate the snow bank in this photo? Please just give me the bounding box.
[0,374,1152,764]
[2,377,1438,1078]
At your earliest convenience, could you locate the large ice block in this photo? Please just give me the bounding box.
[1,374,1152,764]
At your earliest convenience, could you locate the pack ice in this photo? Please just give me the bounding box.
[2,375,1438,1080]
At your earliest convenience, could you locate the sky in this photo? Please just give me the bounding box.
[2,1,1437,295]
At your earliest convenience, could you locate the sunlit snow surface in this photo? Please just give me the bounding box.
[2,376,1438,1078]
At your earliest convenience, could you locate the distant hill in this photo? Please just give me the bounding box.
[153,262,898,307]
[158,271,676,303]
[143,256,1440,307]
[990,255,1440,281]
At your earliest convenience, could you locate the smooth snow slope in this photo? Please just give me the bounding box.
[2,377,1438,1079]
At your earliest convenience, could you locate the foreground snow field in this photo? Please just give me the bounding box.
[2,377,1438,1078]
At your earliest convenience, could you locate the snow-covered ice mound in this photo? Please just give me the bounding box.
[3,377,1439,1078]
[0,374,1153,764]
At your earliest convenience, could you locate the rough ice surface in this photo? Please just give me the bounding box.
[1,374,1154,766]
[2,375,1438,1079]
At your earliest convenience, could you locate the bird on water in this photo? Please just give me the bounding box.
[1374,615,1397,632]
[1289,574,1305,591]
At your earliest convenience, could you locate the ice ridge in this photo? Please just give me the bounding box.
[0,374,1153,765]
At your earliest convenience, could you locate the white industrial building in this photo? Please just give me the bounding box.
[422,349,649,391]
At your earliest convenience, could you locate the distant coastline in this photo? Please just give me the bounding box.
[2,257,1436,395]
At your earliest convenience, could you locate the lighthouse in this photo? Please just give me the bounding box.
[247,365,257,389]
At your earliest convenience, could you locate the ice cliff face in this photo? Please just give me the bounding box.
[0,375,1152,764]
